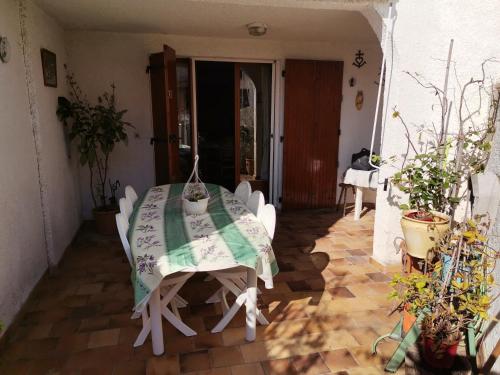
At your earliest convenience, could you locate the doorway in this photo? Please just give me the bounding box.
[148,47,274,198]
[194,60,273,196]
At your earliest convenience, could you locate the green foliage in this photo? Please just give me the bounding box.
[389,273,436,315]
[392,144,459,213]
[57,68,131,209]
[389,216,497,345]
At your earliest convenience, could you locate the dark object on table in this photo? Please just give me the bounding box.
[405,344,471,375]
[351,148,377,171]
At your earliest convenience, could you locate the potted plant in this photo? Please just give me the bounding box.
[421,216,494,368]
[57,68,131,235]
[391,53,498,259]
[389,273,436,334]
[391,140,454,259]
[420,307,462,368]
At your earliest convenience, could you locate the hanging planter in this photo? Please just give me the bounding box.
[182,155,210,215]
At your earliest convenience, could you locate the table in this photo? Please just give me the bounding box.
[343,168,379,220]
[128,183,279,355]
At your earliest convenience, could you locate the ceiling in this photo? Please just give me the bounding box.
[35,0,378,43]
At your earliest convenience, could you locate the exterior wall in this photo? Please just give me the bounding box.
[372,0,500,264]
[65,31,382,218]
[0,0,81,333]
[476,89,500,374]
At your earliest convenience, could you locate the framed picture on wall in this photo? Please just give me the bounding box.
[40,48,57,87]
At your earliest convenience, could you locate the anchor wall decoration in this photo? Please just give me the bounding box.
[352,50,366,69]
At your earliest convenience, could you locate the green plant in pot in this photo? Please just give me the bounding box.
[420,216,496,368]
[391,134,456,259]
[391,52,498,260]
[57,68,131,235]
[389,273,436,334]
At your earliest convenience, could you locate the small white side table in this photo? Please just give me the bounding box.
[343,168,379,220]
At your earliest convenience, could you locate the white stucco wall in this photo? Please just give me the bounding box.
[66,31,382,218]
[372,0,500,265]
[0,0,81,333]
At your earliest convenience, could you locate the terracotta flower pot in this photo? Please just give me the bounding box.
[422,337,459,369]
[93,206,119,235]
[400,210,450,259]
[402,306,417,334]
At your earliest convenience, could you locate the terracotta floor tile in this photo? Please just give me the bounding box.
[261,358,298,375]
[210,346,244,367]
[230,362,265,375]
[146,354,180,375]
[290,353,330,375]
[76,283,104,295]
[113,359,146,374]
[87,328,121,349]
[0,210,401,373]
[348,327,380,346]
[327,287,355,299]
[321,348,359,372]
[180,349,211,372]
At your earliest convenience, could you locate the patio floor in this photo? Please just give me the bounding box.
[0,208,404,374]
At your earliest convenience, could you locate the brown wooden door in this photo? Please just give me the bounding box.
[149,45,180,185]
[282,59,343,209]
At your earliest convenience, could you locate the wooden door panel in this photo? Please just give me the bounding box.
[149,45,180,185]
[283,59,343,209]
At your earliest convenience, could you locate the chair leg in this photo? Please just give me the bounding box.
[173,294,188,307]
[343,185,348,217]
[206,287,223,304]
[134,309,152,347]
[212,291,248,333]
[337,185,344,212]
[161,305,197,336]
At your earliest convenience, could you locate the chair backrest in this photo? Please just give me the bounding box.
[119,197,133,221]
[247,190,265,217]
[116,213,133,266]
[234,181,252,204]
[258,204,276,240]
[125,185,138,206]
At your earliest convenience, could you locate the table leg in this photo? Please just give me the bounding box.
[354,186,363,220]
[149,287,164,356]
[245,268,257,342]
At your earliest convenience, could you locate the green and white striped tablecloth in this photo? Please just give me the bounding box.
[128,183,279,311]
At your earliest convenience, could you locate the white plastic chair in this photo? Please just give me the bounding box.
[234,181,252,204]
[206,204,277,333]
[125,185,138,206]
[119,197,133,221]
[258,204,276,240]
[115,213,196,344]
[247,190,265,217]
